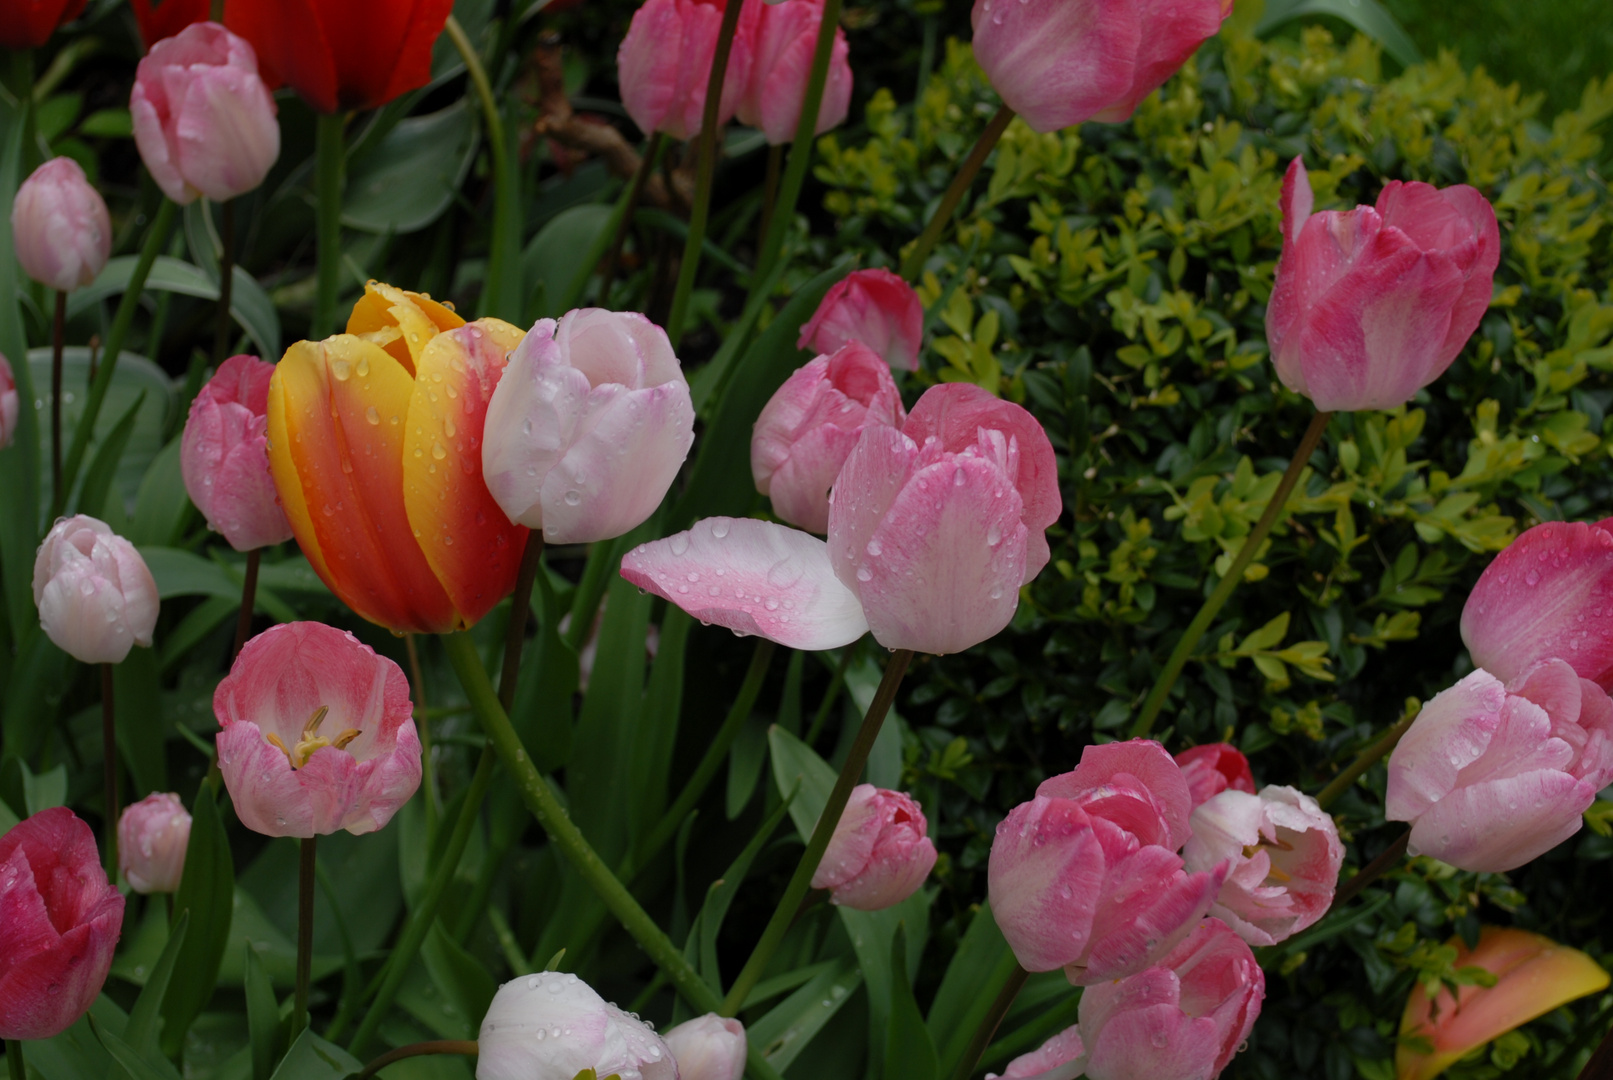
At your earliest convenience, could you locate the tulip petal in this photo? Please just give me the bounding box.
[1386,669,1507,822]
[1077,841,1223,985]
[346,280,466,376]
[223,0,337,112]
[1406,768,1591,872]
[969,0,1138,133]
[988,797,1105,973]
[1041,740,1194,850]
[988,1024,1086,1080]
[1084,1005,1226,1080]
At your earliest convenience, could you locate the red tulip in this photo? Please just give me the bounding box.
[0,0,88,49]
[129,0,210,49]
[1175,743,1255,808]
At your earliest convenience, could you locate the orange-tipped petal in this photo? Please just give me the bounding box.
[346,280,464,376]
[402,317,528,628]
[1396,927,1609,1080]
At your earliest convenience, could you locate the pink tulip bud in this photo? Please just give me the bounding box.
[797,269,924,374]
[989,740,1225,985]
[985,1026,1085,1080]
[0,351,18,450]
[1182,785,1343,946]
[33,515,160,664]
[477,970,677,1080]
[617,0,752,140]
[11,157,111,293]
[1386,660,1613,872]
[663,1014,747,1080]
[117,792,192,894]
[1460,518,1613,691]
[483,310,695,544]
[810,784,937,910]
[0,807,124,1040]
[1266,156,1500,412]
[130,21,280,205]
[1175,743,1256,808]
[213,621,422,838]
[735,0,851,145]
[752,343,906,533]
[970,0,1230,133]
[181,354,294,552]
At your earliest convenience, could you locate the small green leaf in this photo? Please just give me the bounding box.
[266,1030,362,1080]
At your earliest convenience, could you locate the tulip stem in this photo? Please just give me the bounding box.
[101,663,117,876]
[1131,410,1333,739]
[899,104,1015,282]
[599,133,665,308]
[5,1040,24,1080]
[949,964,1030,1080]
[52,289,64,510]
[1576,1021,1613,1080]
[444,15,518,321]
[501,534,545,713]
[405,634,440,827]
[1315,706,1420,810]
[354,1041,478,1080]
[1329,828,1410,912]
[312,113,346,338]
[757,143,783,252]
[231,548,260,661]
[213,200,235,366]
[293,835,317,1042]
[805,643,857,747]
[721,648,915,1017]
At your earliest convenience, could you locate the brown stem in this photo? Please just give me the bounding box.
[1579,1025,1613,1080]
[949,965,1030,1080]
[293,835,317,1039]
[52,290,65,510]
[213,200,235,365]
[1316,707,1419,810]
[101,663,117,875]
[1330,828,1410,912]
[231,548,260,661]
[598,134,663,308]
[354,1041,478,1080]
[899,104,1015,282]
[757,143,783,255]
[500,533,545,713]
[406,634,439,823]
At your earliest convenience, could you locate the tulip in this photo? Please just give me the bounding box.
[751,342,906,533]
[476,970,677,1080]
[130,22,280,205]
[1266,156,1500,412]
[664,1014,748,1080]
[810,785,937,910]
[213,621,422,837]
[0,0,87,49]
[735,0,852,145]
[11,157,111,294]
[1397,927,1609,1080]
[1386,660,1613,872]
[267,281,527,634]
[482,309,695,544]
[1182,785,1343,946]
[989,740,1225,985]
[129,0,210,48]
[1460,518,1613,691]
[618,0,752,140]
[985,1026,1085,1080]
[970,0,1230,134]
[118,792,193,894]
[0,807,124,1040]
[1175,743,1256,809]
[33,515,160,665]
[0,351,17,450]
[797,268,925,374]
[182,354,294,552]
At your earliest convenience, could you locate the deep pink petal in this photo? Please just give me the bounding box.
[1042,740,1194,851]
[970,0,1139,133]
[1077,847,1223,984]
[989,797,1105,973]
[1386,669,1507,822]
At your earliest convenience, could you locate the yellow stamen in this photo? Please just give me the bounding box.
[265,733,296,768]
[331,729,363,751]
[302,705,330,739]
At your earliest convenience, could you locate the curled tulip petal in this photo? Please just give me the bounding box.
[1042,739,1194,851]
[1176,743,1257,808]
[985,1025,1086,1080]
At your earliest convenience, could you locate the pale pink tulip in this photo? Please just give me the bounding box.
[617,0,752,140]
[213,621,422,838]
[1267,156,1500,412]
[970,0,1230,133]
[1183,785,1343,946]
[117,792,192,894]
[181,354,293,552]
[1175,743,1256,809]
[989,740,1225,986]
[986,1026,1085,1080]
[33,515,160,664]
[736,0,851,145]
[797,268,924,373]
[664,1014,747,1080]
[11,157,111,293]
[477,970,677,1080]
[483,309,695,544]
[1460,518,1613,691]
[130,21,279,205]
[0,351,17,450]
[752,342,906,533]
[810,784,937,910]
[1386,660,1613,872]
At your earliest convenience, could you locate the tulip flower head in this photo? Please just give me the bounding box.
[618,0,752,140]
[1266,156,1500,412]
[0,351,18,450]
[11,157,111,293]
[736,0,852,145]
[0,0,87,49]
[797,268,925,374]
[810,785,938,910]
[33,515,160,665]
[0,807,124,1040]
[118,792,193,894]
[213,621,422,837]
[182,354,294,552]
[751,342,907,533]
[1176,743,1256,809]
[985,1026,1086,1080]
[477,970,677,1080]
[664,1014,747,1080]
[130,0,210,48]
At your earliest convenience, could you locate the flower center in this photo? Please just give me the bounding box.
[266,705,362,769]
[1243,836,1295,883]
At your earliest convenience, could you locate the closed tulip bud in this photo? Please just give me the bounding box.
[131,22,279,205]
[33,515,160,665]
[214,621,422,838]
[0,0,87,49]
[971,0,1230,133]
[182,354,293,552]
[483,309,695,545]
[0,352,18,451]
[1386,660,1613,872]
[810,785,937,910]
[736,0,852,145]
[1175,743,1256,808]
[618,0,751,140]
[985,1026,1086,1080]
[1267,156,1500,412]
[797,269,925,374]
[477,970,677,1080]
[0,808,124,1040]
[664,1014,747,1080]
[752,343,906,533]
[118,792,192,894]
[11,157,111,293]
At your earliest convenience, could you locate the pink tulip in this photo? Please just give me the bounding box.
[33,515,160,664]
[989,740,1225,986]
[117,792,192,894]
[985,1026,1085,1080]
[0,351,17,450]
[11,157,111,293]
[1182,785,1343,946]
[797,268,925,373]
[1460,518,1613,691]
[130,21,279,205]
[751,342,906,533]
[1266,156,1500,412]
[477,970,677,1080]
[1174,743,1255,808]
[0,807,124,1040]
[181,354,294,552]
[970,0,1230,133]
[1386,660,1613,872]
[735,0,851,145]
[617,0,751,140]
[810,784,937,910]
[213,621,422,838]
[482,309,695,544]
[664,1014,748,1080]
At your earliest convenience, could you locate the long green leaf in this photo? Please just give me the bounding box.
[76,391,145,519]
[1256,0,1423,67]
[67,255,280,361]
[89,1017,181,1080]
[124,912,189,1059]
[266,1030,362,1080]
[748,957,863,1071]
[698,784,798,992]
[113,646,167,797]
[885,924,939,1080]
[243,944,281,1080]
[161,784,235,1056]
[0,94,39,642]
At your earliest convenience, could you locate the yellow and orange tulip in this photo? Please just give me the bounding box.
[266,281,528,634]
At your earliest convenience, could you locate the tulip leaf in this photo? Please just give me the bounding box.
[0,94,39,644]
[343,100,478,235]
[1,628,71,763]
[1255,0,1423,67]
[629,607,690,840]
[161,783,236,1056]
[421,921,498,1040]
[27,997,129,1080]
[928,903,1019,1077]
[243,944,281,1080]
[843,894,931,1079]
[67,256,279,362]
[89,1016,182,1080]
[266,1030,362,1080]
[520,203,616,323]
[76,390,145,519]
[124,911,189,1059]
[768,726,838,842]
[725,713,771,820]
[698,783,798,992]
[113,645,168,796]
[748,956,863,1071]
[885,924,940,1080]
[127,436,192,548]
[511,561,578,774]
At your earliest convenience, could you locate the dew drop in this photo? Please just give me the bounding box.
[670,533,690,556]
[365,406,380,425]
[712,520,731,539]
[565,490,582,506]
[857,566,873,582]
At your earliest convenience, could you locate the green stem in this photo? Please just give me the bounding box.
[721,648,914,1016]
[1329,828,1410,912]
[213,200,235,365]
[805,645,856,747]
[948,965,1029,1080]
[444,15,517,321]
[1131,410,1333,738]
[899,104,1014,282]
[501,535,544,713]
[757,143,783,253]
[405,635,440,830]
[231,548,259,661]
[101,664,117,876]
[312,112,346,338]
[1316,707,1419,810]
[293,835,317,1041]
[51,290,63,510]
[354,1041,478,1080]
[56,198,178,518]
[6,1039,24,1080]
